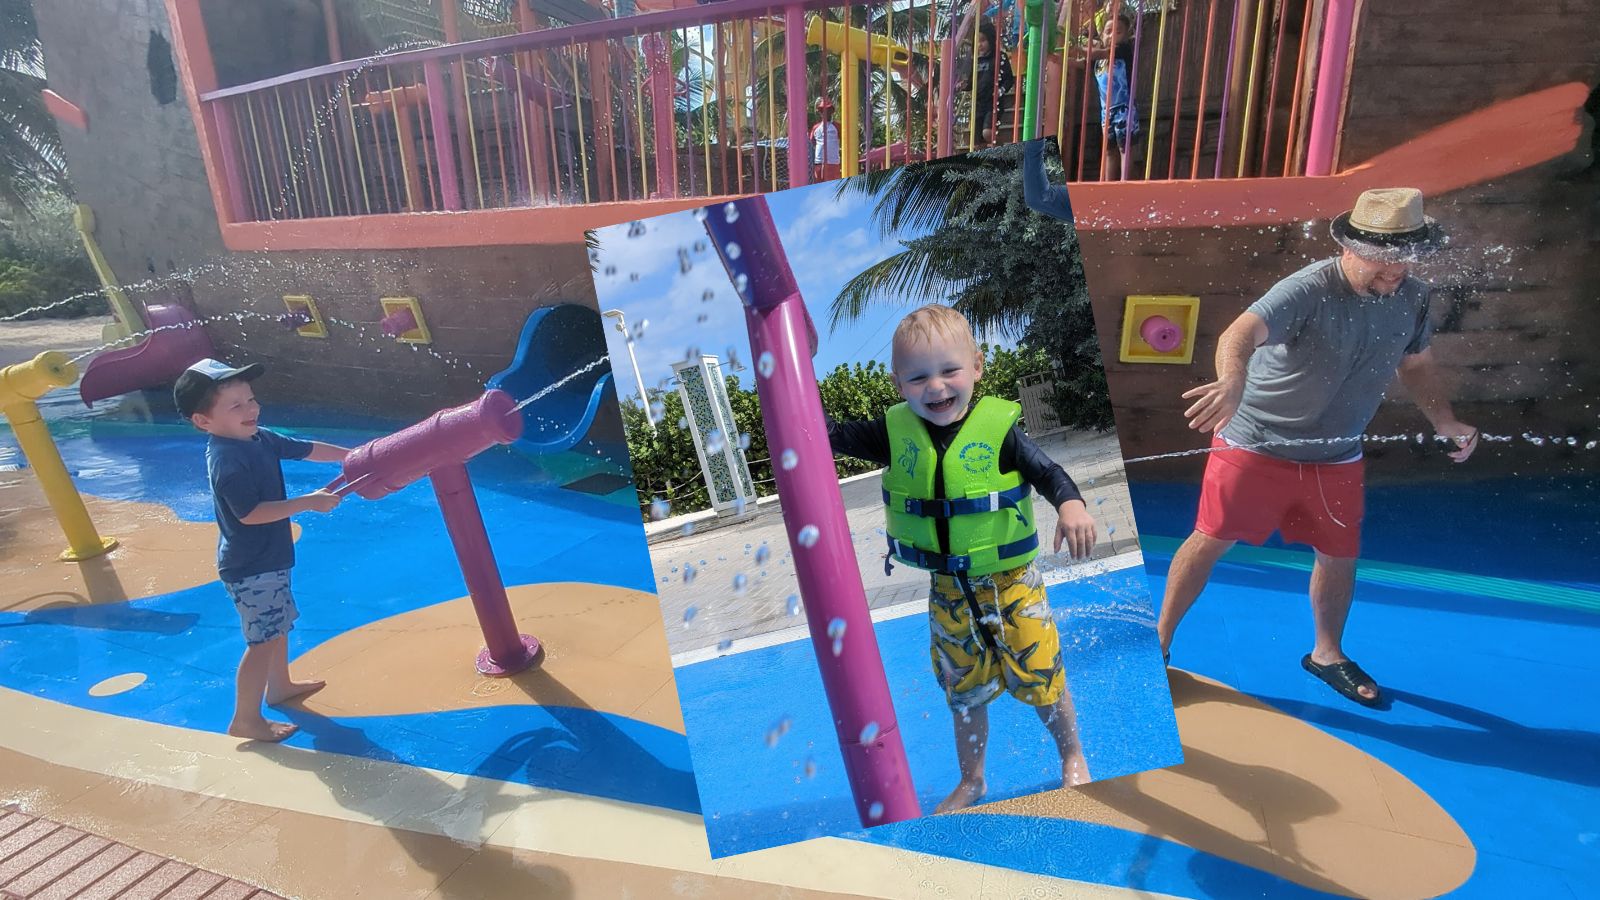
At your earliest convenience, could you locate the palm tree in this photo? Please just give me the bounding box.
[0,0,68,214]
[830,141,1114,431]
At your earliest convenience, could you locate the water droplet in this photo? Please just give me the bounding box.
[717,638,733,652]
[1108,526,1116,535]
[678,248,693,273]
[632,318,649,340]
[702,289,715,302]
[804,757,817,778]
[797,525,820,547]
[755,544,770,565]
[692,207,709,222]
[859,721,880,743]
[683,563,697,584]
[734,273,749,294]
[781,448,798,470]
[677,416,689,429]
[707,428,726,455]
[757,352,775,378]
[725,242,742,260]
[693,239,707,253]
[628,272,640,282]
[738,432,752,450]
[683,605,699,623]
[604,264,617,276]
[765,716,791,747]
[1587,441,1598,450]
[628,220,647,237]
[684,345,701,362]
[868,801,884,820]
[786,594,802,616]
[649,399,665,421]
[733,497,748,515]
[732,573,748,594]
[723,202,740,223]
[696,314,709,324]
[681,522,696,537]
[650,497,671,520]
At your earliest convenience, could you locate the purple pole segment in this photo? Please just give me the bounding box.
[331,389,539,676]
[423,58,464,210]
[431,462,542,675]
[337,390,523,500]
[703,196,920,828]
[1213,0,1245,179]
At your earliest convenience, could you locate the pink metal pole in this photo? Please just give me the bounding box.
[431,463,542,675]
[703,196,920,829]
[209,101,255,223]
[1304,0,1355,176]
[784,2,810,187]
[331,389,540,676]
[647,33,679,197]
[423,58,465,210]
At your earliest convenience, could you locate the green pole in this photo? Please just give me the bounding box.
[1023,0,1053,140]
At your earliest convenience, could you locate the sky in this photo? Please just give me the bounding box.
[592,181,948,406]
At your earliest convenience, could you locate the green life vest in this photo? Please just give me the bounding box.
[881,396,1039,576]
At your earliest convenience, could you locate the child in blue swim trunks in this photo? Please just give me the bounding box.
[1087,10,1140,179]
[175,358,350,743]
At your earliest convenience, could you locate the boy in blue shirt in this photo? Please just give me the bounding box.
[174,359,349,743]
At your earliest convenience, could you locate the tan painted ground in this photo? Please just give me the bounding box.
[0,689,1171,900]
[0,473,299,612]
[292,582,683,734]
[970,670,1475,900]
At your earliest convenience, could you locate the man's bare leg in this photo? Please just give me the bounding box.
[1308,552,1377,701]
[1156,531,1237,658]
[935,705,989,814]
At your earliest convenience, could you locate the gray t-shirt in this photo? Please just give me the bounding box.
[1219,257,1432,463]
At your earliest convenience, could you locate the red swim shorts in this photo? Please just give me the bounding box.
[1195,438,1364,558]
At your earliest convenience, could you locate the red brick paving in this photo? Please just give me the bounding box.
[0,807,283,900]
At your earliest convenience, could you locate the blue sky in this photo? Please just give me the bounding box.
[592,181,1004,406]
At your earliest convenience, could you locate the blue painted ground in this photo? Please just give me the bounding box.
[0,389,695,813]
[674,566,1184,857]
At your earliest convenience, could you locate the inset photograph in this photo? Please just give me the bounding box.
[591,140,1180,857]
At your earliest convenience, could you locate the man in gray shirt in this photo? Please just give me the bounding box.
[1157,188,1480,707]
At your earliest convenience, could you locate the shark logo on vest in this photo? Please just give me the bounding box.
[898,438,920,478]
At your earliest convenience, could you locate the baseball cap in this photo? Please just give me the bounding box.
[173,358,264,418]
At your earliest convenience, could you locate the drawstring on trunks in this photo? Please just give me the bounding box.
[1297,463,1349,529]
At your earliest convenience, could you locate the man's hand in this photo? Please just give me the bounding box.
[1054,500,1098,560]
[303,490,342,513]
[1182,376,1245,434]
[1435,420,1480,463]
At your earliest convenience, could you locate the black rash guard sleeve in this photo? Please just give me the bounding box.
[824,415,892,467]
[1003,425,1083,509]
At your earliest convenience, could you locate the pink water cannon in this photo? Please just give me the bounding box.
[704,198,921,828]
[326,389,542,676]
[1139,315,1183,353]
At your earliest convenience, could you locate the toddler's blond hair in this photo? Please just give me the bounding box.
[891,305,980,373]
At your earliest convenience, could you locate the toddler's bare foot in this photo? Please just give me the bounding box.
[228,718,298,743]
[266,680,326,706]
[1062,750,1091,787]
[934,778,986,814]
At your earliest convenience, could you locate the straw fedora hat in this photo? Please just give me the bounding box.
[1330,188,1446,262]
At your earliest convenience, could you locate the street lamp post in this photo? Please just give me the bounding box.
[602,309,656,433]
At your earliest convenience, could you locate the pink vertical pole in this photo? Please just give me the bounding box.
[1304,0,1355,176]
[423,58,464,210]
[1121,5,1146,181]
[1212,0,1244,179]
[209,100,254,223]
[431,463,542,676]
[647,33,679,197]
[704,196,920,829]
[784,2,810,187]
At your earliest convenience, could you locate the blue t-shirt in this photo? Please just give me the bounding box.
[207,428,313,582]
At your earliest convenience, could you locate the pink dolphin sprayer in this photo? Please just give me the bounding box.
[323,390,542,677]
[702,197,921,828]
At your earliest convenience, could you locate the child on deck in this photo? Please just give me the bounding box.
[1086,10,1139,180]
[960,22,1015,149]
[811,98,842,183]
[174,359,350,743]
[826,305,1098,813]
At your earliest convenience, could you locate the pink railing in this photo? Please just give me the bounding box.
[196,0,1355,224]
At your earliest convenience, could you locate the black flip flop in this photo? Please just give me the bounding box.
[1301,654,1382,708]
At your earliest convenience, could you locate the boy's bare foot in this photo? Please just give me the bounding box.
[266,679,326,706]
[934,778,986,814]
[228,718,299,743]
[1063,751,1091,787]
